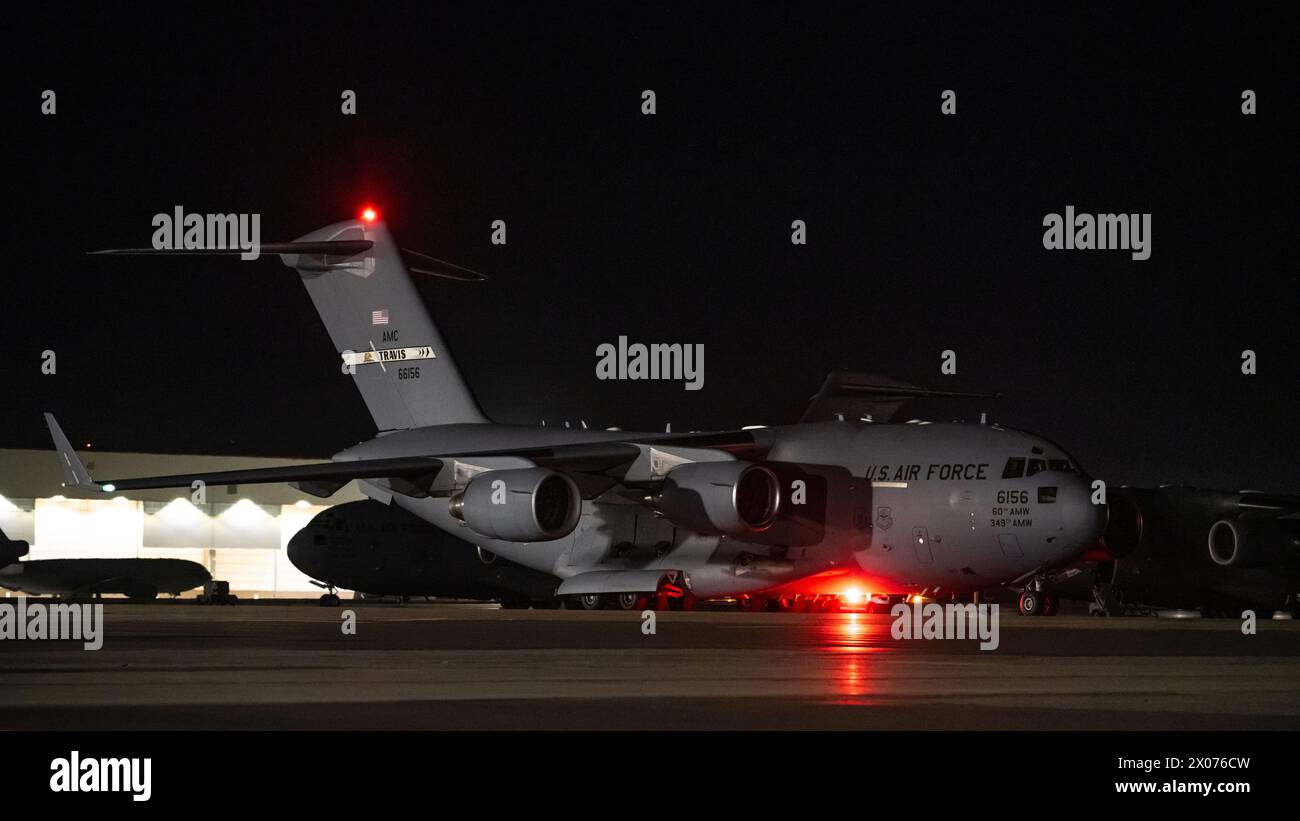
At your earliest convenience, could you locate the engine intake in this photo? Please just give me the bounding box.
[1092,494,1141,560]
[1208,518,1300,568]
[655,461,781,537]
[449,468,581,543]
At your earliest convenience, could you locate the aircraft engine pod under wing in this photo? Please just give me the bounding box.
[447,467,582,542]
[1207,517,1300,569]
[654,461,781,536]
[69,214,1112,603]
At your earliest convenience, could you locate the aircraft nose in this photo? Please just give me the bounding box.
[286,528,320,575]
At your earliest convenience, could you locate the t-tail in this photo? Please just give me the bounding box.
[281,218,488,431]
[92,215,490,432]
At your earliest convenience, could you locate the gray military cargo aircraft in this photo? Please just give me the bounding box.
[1053,486,1300,616]
[45,213,1108,614]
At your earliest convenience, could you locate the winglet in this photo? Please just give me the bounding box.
[42,413,100,491]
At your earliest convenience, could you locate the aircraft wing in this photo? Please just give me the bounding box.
[1238,492,1300,516]
[45,412,446,495]
[87,456,448,493]
[44,413,763,498]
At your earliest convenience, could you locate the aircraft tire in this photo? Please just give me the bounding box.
[613,592,647,610]
[1018,590,1043,616]
[1041,594,1059,616]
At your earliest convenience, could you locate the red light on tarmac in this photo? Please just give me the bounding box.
[360,206,379,223]
[842,588,865,605]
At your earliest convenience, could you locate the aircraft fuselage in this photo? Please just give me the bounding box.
[338,420,1105,597]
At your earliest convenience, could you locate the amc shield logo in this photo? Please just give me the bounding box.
[875,506,894,531]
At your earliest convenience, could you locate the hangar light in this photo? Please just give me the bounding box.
[159,498,204,520]
[221,498,271,524]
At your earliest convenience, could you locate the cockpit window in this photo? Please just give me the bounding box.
[1048,459,1074,473]
[1026,458,1047,476]
[1002,457,1026,479]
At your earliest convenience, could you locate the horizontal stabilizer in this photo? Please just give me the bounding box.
[88,240,374,256]
[402,249,488,282]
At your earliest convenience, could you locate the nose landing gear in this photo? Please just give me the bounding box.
[311,580,341,607]
[1017,582,1059,616]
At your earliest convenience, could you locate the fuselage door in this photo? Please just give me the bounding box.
[997,533,1023,557]
[912,526,933,564]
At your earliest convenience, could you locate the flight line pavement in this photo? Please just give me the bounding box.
[1,603,1297,730]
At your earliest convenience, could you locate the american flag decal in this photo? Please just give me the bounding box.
[371,309,389,325]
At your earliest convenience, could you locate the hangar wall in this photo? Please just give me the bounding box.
[0,448,367,597]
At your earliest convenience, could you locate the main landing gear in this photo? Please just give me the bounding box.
[563,591,686,610]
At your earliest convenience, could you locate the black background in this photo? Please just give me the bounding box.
[5,730,1288,808]
[7,3,1298,490]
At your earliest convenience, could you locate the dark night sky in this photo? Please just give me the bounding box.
[7,4,1298,491]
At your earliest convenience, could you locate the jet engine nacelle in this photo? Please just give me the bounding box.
[449,467,581,543]
[1208,518,1300,568]
[1090,494,1142,560]
[655,461,781,538]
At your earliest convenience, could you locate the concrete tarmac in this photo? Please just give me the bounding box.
[1,602,1297,730]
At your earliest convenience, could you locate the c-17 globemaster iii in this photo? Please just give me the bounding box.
[45,211,1109,614]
